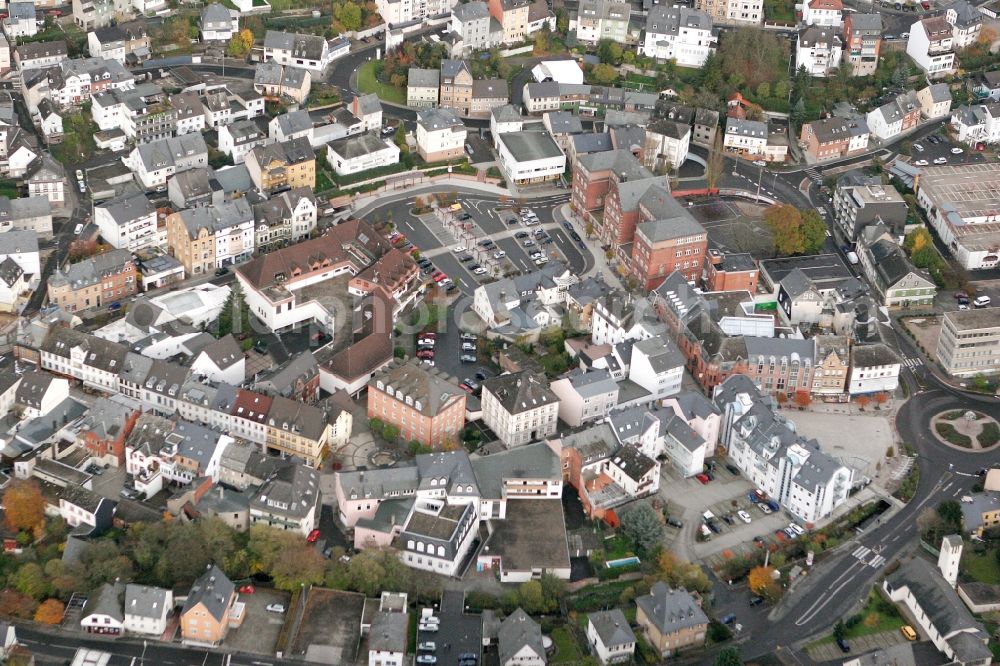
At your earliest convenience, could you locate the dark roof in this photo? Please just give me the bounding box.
[483,370,558,415]
[884,557,984,637]
[636,582,708,634]
[183,564,234,623]
[498,609,544,666]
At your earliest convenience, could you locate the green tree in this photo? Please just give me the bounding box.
[937,500,963,534]
[755,81,771,99]
[217,283,250,338]
[589,63,618,85]
[596,39,623,64]
[334,1,363,31]
[383,423,399,441]
[517,581,545,613]
[620,504,664,554]
[395,125,407,152]
[800,209,827,254]
[833,619,847,640]
[716,28,788,91]
[714,646,744,666]
[272,544,327,592]
[555,7,569,33]
[764,204,806,256]
[13,563,49,600]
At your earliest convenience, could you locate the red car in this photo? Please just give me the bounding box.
[459,383,474,393]
[417,350,435,360]
[433,272,448,283]
[421,332,437,339]
[239,585,255,594]
[695,473,710,484]
[307,529,321,543]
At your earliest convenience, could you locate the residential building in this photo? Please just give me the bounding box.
[882,555,993,666]
[262,30,347,72]
[550,369,619,427]
[813,335,850,397]
[723,117,788,162]
[945,0,981,49]
[496,131,566,185]
[124,133,209,190]
[254,63,311,104]
[642,119,691,173]
[16,371,69,419]
[695,0,761,25]
[17,41,69,71]
[252,187,317,250]
[799,116,870,162]
[498,609,545,666]
[571,149,650,216]
[218,120,268,164]
[73,0,134,31]
[368,605,408,666]
[77,395,140,466]
[692,108,719,148]
[471,262,577,339]
[81,582,125,636]
[123,585,173,637]
[327,133,400,176]
[949,103,1000,146]
[4,3,37,38]
[635,582,708,658]
[848,343,900,395]
[917,82,952,120]
[439,59,474,116]
[94,192,157,253]
[488,0,532,44]
[0,229,39,281]
[25,155,65,211]
[960,492,1000,537]
[165,199,255,276]
[375,0,452,25]
[450,1,501,54]
[629,188,708,289]
[586,609,636,664]
[913,163,1000,270]
[350,94,383,133]
[191,336,245,386]
[575,0,630,45]
[407,69,440,109]
[249,464,321,535]
[865,91,921,141]
[200,3,238,42]
[416,107,467,162]
[244,137,315,195]
[802,0,842,26]
[857,228,935,308]
[639,7,714,65]
[969,70,1000,102]
[937,308,1000,377]
[470,79,509,117]
[906,16,956,77]
[842,13,882,76]
[796,26,843,77]
[832,173,907,240]
[481,370,559,447]
[87,24,149,65]
[180,565,242,646]
[47,249,138,313]
[368,360,467,448]
[40,326,129,393]
[715,374,854,523]
[543,111,584,154]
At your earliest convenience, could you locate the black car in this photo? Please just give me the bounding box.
[837,638,851,653]
[562,221,573,231]
[254,340,268,354]
[515,231,529,238]
[457,212,472,221]
[507,217,518,225]
[469,263,481,270]
[705,520,720,534]
[725,463,740,475]
[478,239,494,247]
[215,266,229,276]
[721,514,733,525]
[749,596,764,607]
[475,371,488,381]
[459,255,474,262]
[570,231,582,242]
[666,517,683,528]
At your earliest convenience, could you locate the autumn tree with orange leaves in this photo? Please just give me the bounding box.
[34,599,65,625]
[3,479,44,533]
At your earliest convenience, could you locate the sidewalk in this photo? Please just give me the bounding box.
[553,203,626,289]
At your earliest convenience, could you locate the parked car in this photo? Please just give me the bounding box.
[901,625,917,641]
[307,529,321,543]
[746,491,760,503]
[416,656,437,664]
[74,223,84,234]
[721,514,734,525]
[515,231,529,239]
[523,239,535,247]
[464,379,480,391]
[459,383,474,393]
[737,510,752,524]
[418,642,436,651]
[749,596,764,607]
[460,354,477,363]
[459,255,474,262]
[951,147,964,154]
[493,251,506,259]
[461,343,476,351]
[666,517,683,528]
[913,143,924,152]
[933,157,948,164]
[417,350,435,360]
[726,463,740,475]
[266,604,286,613]
[954,291,969,300]
[758,503,773,514]
[473,267,487,275]
[788,523,805,536]
[254,340,268,354]
[695,473,710,484]
[457,213,472,221]
[239,585,255,594]
[836,638,850,653]
[720,613,736,625]
[418,624,439,632]
[766,500,780,512]
[460,333,477,341]
[913,159,929,166]
[974,295,991,308]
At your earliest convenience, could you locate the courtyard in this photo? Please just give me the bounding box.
[687,198,775,258]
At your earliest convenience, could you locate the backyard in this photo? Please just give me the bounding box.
[963,549,1000,585]
[358,61,407,106]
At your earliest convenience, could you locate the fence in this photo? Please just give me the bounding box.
[345,24,386,40]
[499,45,535,57]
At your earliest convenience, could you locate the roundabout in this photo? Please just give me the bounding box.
[930,409,1000,451]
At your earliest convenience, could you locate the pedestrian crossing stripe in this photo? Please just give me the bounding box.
[852,546,870,559]
[903,357,923,368]
[869,555,886,568]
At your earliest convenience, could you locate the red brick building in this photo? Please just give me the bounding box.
[78,397,140,466]
[625,184,707,290]
[367,359,467,448]
[571,149,655,218]
[704,251,759,293]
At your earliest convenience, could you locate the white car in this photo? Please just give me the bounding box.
[913,159,928,166]
[418,642,436,651]
[951,147,964,154]
[453,245,465,252]
[530,251,542,259]
[753,160,766,167]
[737,510,752,524]
[418,338,436,347]
[493,250,506,259]
[473,267,487,275]
[788,522,805,536]
[422,359,435,366]
[266,603,286,613]
[534,257,549,265]
[461,343,476,351]
[933,157,947,165]
[418,624,439,632]
[74,223,84,234]
[913,143,924,152]
[416,656,437,665]
[758,503,772,514]
[75,169,84,181]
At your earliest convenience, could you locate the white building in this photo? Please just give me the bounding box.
[124,133,208,190]
[951,103,1000,146]
[917,82,952,120]
[914,163,1000,270]
[499,610,546,666]
[496,130,566,185]
[190,336,245,386]
[628,335,684,400]
[248,464,321,535]
[639,7,715,66]
[796,25,843,77]
[609,403,710,478]
[945,0,981,49]
[123,585,174,637]
[801,0,842,27]
[643,119,691,173]
[200,3,238,42]
[847,343,900,396]
[723,117,768,157]
[715,375,853,524]
[906,16,956,77]
[415,107,467,162]
[218,120,268,164]
[481,371,559,447]
[490,105,523,148]
[94,192,157,252]
[262,30,348,73]
[550,369,619,427]
[0,229,40,281]
[4,3,37,38]
[574,0,630,46]
[16,372,70,419]
[586,609,637,665]
[326,133,400,176]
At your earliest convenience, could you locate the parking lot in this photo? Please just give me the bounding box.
[225,588,291,656]
[910,131,988,168]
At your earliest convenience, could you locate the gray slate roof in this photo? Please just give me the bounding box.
[588,609,636,648]
[636,581,708,635]
[483,370,558,415]
[183,564,234,622]
[498,609,544,666]
[124,584,170,620]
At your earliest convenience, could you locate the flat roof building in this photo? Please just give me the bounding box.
[936,307,1000,377]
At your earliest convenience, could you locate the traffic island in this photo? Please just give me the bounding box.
[930,410,1000,450]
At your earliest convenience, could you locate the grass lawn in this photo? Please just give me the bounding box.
[602,535,634,560]
[963,550,1000,584]
[550,627,584,664]
[0,180,18,199]
[357,61,407,106]
[764,0,796,23]
[811,593,905,646]
[936,422,973,447]
[316,170,336,194]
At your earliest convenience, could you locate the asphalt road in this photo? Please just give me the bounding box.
[738,364,1000,659]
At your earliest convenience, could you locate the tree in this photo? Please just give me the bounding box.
[620,504,663,554]
[590,63,618,85]
[937,500,963,534]
[382,423,399,441]
[13,563,49,600]
[715,28,788,91]
[217,283,250,338]
[272,545,327,592]
[856,395,871,410]
[227,28,254,56]
[3,479,44,533]
[34,599,65,624]
[833,619,847,640]
[748,565,777,596]
[800,209,827,254]
[794,392,812,409]
[714,646,744,666]
[334,1,363,31]
[517,580,545,613]
[0,590,36,619]
[533,23,551,53]
[763,204,806,256]
[705,132,726,191]
[596,39,623,65]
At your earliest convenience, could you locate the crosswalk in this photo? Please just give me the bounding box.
[851,545,886,568]
[804,167,823,183]
[902,356,924,369]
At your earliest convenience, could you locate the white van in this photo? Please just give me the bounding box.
[974,295,992,308]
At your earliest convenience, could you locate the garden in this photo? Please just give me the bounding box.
[932,410,1000,449]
